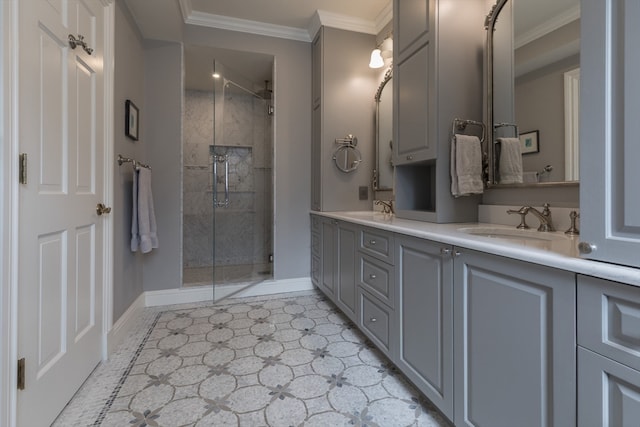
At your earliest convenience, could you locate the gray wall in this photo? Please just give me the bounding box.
[184,26,311,282]
[142,41,184,291]
[113,0,145,320]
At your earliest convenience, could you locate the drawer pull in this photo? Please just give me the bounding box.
[370,317,377,323]
[369,239,376,245]
[369,274,377,280]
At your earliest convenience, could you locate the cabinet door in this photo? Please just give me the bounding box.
[319,218,337,296]
[336,221,357,320]
[580,0,640,268]
[395,0,429,59]
[579,347,640,427]
[454,249,576,427]
[394,42,435,165]
[396,236,454,419]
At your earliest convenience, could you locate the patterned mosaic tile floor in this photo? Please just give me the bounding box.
[53,290,450,427]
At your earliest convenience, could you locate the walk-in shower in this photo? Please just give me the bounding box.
[182,47,274,298]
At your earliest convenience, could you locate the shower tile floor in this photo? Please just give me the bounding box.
[53,290,450,427]
[184,264,273,287]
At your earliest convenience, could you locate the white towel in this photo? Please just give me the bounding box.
[131,168,159,253]
[497,137,523,184]
[130,170,139,251]
[450,134,484,197]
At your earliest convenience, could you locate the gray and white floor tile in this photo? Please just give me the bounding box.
[53,290,450,427]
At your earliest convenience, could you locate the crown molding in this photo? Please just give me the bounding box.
[178,0,193,22]
[375,2,393,34]
[183,9,312,42]
[181,3,382,43]
[515,5,580,49]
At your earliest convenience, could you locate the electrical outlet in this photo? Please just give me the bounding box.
[359,186,368,200]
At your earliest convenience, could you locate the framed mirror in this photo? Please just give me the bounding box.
[485,0,580,186]
[373,67,393,190]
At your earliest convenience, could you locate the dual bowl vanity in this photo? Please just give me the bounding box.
[310,209,640,426]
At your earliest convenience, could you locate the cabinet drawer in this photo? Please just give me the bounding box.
[578,275,640,371]
[360,227,394,263]
[359,254,394,308]
[359,290,392,355]
[578,347,640,426]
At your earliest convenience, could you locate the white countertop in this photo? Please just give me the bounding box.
[312,211,640,287]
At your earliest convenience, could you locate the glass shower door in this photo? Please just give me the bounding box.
[211,60,273,301]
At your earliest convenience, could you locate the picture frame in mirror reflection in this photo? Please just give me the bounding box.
[519,130,539,154]
[125,99,139,141]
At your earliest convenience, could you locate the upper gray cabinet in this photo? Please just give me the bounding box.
[579,0,640,269]
[392,0,485,222]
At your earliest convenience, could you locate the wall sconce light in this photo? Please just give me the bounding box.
[369,49,384,68]
[369,36,393,69]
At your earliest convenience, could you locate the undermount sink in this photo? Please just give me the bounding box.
[458,227,569,242]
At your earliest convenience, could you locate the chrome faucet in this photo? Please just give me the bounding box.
[375,200,394,215]
[507,203,555,232]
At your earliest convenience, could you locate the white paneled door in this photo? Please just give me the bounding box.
[17,0,106,425]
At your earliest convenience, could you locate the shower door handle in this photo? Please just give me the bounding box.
[213,154,230,208]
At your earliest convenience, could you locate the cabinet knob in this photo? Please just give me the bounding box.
[369,239,376,245]
[453,250,462,257]
[406,155,413,161]
[369,274,377,280]
[578,242,596,254]
[370,317,377,323]
[440,248,451,256]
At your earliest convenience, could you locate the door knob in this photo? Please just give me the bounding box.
[96,203,112,216]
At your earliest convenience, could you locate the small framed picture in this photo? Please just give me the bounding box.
[125,99,139,141]
[519,130,539,154]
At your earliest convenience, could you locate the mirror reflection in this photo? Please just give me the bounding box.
[488,0,580,186]
[373,67,393,190]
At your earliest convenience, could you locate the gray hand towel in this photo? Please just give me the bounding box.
[497,137,523,184]
[451,134,484,197]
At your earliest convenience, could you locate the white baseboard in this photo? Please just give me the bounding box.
[144,277,314,307]
[106,292,145,356]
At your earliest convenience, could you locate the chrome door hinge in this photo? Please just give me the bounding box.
[17,358,25,390]
[19,153,27,184]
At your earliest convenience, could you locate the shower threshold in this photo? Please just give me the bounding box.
[183,263,273,287]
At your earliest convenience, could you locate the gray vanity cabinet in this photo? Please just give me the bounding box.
[580,0,640,269]
[310,26,376,212]
[335,221,358,320]
[314,215,358,322]
[319,217,336,297]
[357,226,396,358]
[395,235,454,419]
[577,275,640,426]
[310,215,321,286]
[453,249,576,427]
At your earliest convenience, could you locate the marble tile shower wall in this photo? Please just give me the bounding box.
[183,90,273,271]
